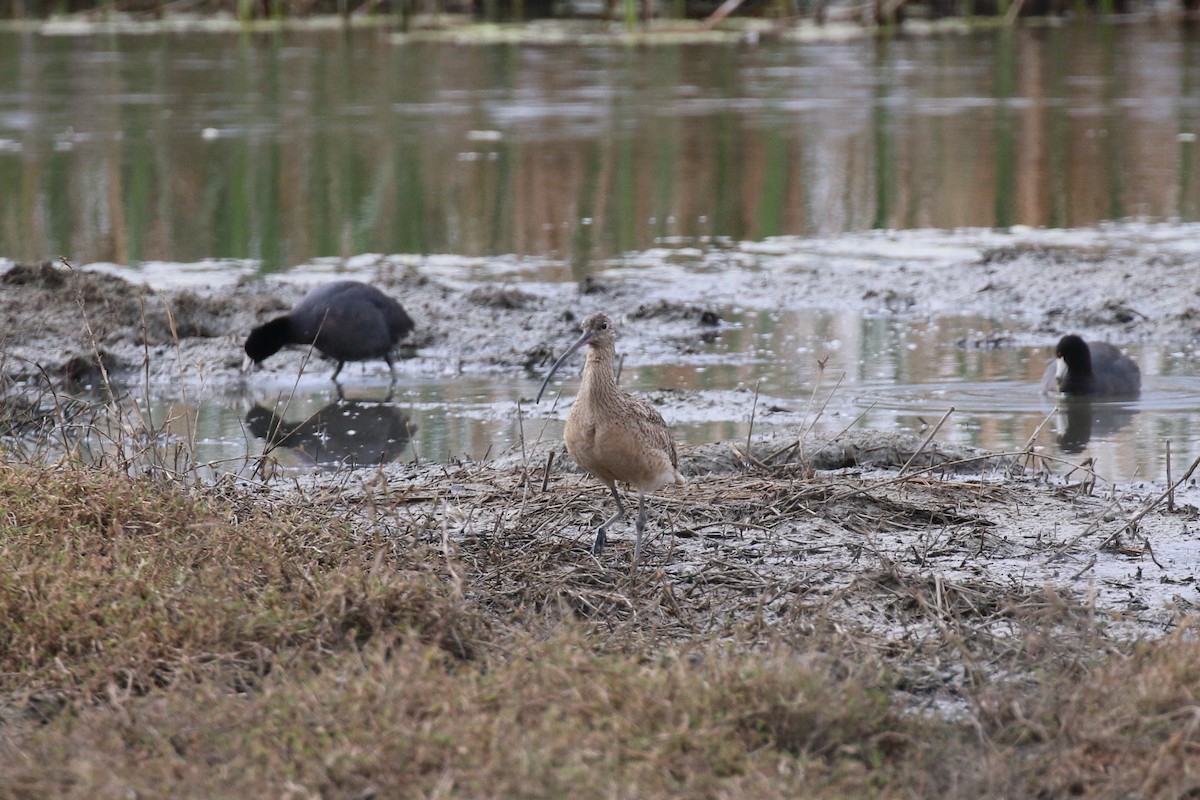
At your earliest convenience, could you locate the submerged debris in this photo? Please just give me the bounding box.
[466,285,539,310]
[628,298,722,325]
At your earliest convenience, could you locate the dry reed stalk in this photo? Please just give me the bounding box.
[1095,452,1200,550]
[899,406,954,475]
[745,378,761,455]
[1166,440,1174,512]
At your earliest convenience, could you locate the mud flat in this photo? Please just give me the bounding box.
[308,424,1200,646]
[2,223,1198,649]
[3,223,1199,385]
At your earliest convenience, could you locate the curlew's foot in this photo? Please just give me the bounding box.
[592,528,607,555]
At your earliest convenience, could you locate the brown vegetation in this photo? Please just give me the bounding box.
[0,249,1198,793]
[1,411,1199,796]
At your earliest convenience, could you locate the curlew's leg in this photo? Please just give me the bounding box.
[330,360,345,381]
[385,352,398,382]
[594,484,625,555]
[633,489,647,563]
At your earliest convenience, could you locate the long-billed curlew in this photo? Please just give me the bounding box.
[245,280,415,381]
[536,312,684,559]
[1042,334,1141,396]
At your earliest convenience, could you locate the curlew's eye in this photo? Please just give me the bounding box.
[600,321,609,330]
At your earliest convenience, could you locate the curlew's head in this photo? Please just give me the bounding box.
[575,313,617,349]
[535,313,618,404]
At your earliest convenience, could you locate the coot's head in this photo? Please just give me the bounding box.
[1055,334,1092,375]
[244,317,290,364]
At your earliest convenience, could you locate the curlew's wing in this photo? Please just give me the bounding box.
[609,393,686,484]
[618,393,681,473]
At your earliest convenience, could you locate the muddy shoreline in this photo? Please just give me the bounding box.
[3,225,1198,389]
[3,224,1199,647]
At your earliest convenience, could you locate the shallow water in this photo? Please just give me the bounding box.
[3,24,1200,269]
[123,302,1200,486]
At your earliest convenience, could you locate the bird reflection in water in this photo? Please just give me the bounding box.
[1053,399,1137,455]
[245,393,415,468]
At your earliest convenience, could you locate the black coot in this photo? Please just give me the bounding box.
[1043,334,1141,397]
[244,281,415,380]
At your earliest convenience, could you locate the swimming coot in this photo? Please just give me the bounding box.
[1043,334,1141,397]
[244,281,415,380]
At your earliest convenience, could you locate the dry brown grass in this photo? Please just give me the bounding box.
[1,638,925,799]
[1,441,1199,798]
[0,461,482,701]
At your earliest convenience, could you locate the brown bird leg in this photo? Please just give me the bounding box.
[595,484,625,555]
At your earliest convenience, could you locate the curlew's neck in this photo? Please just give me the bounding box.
[579,343,620,401]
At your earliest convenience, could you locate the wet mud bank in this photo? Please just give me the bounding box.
[4,224,1199,387]
[303,425,1200,676]
[2,224,1199,648]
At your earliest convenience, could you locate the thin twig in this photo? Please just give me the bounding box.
[1166,440,1174,513]
[541,449,556,493]
[801,369,841,439]
[1021,405,1058,453]
[699,0,749,29]
[746,379,761,455]
[1002,0,1027,25]
[764,364,840,470]
[804,401,878,465]
[1095,453,1200,551]
[899,407,954,475]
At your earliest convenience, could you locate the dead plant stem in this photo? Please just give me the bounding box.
[899,406,954,475]
[1095,453,1200,551]
[746,379,761,455]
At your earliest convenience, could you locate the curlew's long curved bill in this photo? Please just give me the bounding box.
[535,328,593,403]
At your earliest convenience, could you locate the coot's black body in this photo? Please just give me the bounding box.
[1045,334,1141,397]
[245,281,415,380]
